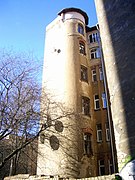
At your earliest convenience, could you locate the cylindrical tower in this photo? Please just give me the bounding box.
[37,8,94,178]
[94,0,135,171]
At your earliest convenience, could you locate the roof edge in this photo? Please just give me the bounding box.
[58,7,89,25]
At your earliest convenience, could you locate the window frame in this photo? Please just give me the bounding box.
[83,133,92,155]
[94,94,100,110]
[89,32,99,43]
[90,48,100,59]
[96,124,102,142]
[78,23,84,35]
[108,159,113,174]
[98,159,105,176]
[81,65,88,82]
[99,67,103,81]
[106,122,110,141]
[102,92,107,108]
[79,41,86,55]
[82,96,90,116]
[91,69,97,82]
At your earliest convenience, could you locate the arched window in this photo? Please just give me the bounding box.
[78,23,84,35]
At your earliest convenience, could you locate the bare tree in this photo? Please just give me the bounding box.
[0,50,78,178]
[0,50,42,174]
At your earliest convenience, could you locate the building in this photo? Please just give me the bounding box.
[94,0,135,173]
[0,135,37,179]
[37,8,116,178]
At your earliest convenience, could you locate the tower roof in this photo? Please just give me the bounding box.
[58,7,89,25]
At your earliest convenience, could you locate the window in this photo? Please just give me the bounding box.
[91,69,97,82]
[99,68,103,81]
[106,122,110,141]
[83,133,92,155]
[98,160,105,175]
[79,42,86,55]
[78,24,84,35]
[97,124,102,142]
[89,32,99,43]
[81,65,88,82]
[82,96,90,116]
[102,93,107,108]
[90,48,100,59]
[94,95,100,110]
[108,159,113,174]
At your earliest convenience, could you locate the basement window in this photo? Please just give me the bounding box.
[98,160,105,175]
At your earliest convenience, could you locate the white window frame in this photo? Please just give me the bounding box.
[91,48,100,59]
[108,159,113,174]
[99,68,103,81]
[97,124,102,142]
[94,95,100,110]
[106,122,110,141]
[98,160,105,175]
[89,32,99,43]
[91,69,97,82]
[102,93,107,108]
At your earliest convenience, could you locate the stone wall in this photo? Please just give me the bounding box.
[4,174,116,180]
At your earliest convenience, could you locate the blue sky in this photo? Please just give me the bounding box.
[0,0,97,60]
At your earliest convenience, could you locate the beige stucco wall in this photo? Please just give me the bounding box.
[37,11,93,178]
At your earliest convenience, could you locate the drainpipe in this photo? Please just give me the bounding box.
[96,24,116,173]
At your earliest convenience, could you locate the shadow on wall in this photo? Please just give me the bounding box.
[95,0,135,178]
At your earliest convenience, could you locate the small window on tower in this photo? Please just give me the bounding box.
[79,42,86,55]
[78,24,84,35]
[83,133,93,155]
[82,96,90,116]
[81,65,88,82]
